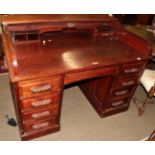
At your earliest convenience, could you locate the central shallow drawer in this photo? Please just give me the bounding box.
[18,76,62,98]
[64,66,119,85]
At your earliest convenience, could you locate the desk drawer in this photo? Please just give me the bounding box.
[104,103,129,113]
[105,96,130,109]
[110,86,134,99]
[18,76,62,98]
[65,66,119,85]
[21,93,60,110]
[120,62,145,76]
[23,117,58,133]
[114,76,139,89]
[22,106,59,122]
[113,89,129,96]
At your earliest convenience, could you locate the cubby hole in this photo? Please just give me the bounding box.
[12,31,40,43]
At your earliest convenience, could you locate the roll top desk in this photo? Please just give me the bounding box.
[2,15,151,140]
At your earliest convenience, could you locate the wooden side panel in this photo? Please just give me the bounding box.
[93,77,113,103]
[80,76,116,117]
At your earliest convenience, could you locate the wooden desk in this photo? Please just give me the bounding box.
[2,15,151,140]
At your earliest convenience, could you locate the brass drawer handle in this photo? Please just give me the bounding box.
[66,22,76,28]
[32,122,49,129]
[31,99,52,107]
[124,68,139,73]
[31,84,51,93]
[115,90,128,96]
[122,80,135,86]
[112,100,124,106]
[31,111,51,119]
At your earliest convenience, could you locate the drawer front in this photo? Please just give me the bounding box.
[104,103,129,113]
[120,62,145,76]
[113,89,129,96]
[105,97,130,109]
[114,76,139,89]
[23,117,58,133]
[22,106,59,122]
[21,93,60,110]
[65,66,119,85]
[110,87,134,99]
[18,76,62,98]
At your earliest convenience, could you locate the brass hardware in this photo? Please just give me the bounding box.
[32,122,49,129]
[31,84,51,93]
[122,80,135,86]
[124,68,138,73]
[115,90,128,96]
[66,22,76,28]
[31,99,52,107]
[112,100,124,106]
[31,111,50,119]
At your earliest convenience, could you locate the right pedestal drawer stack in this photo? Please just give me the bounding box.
[103,61,146,116]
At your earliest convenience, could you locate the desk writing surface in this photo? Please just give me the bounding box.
[12,32,146,81]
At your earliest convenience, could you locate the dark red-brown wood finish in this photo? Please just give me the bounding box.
[2,15,151,140]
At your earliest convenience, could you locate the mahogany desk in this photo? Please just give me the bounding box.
[2,15,151,140]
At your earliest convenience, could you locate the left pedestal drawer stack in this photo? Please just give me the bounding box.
[11,76,63,140]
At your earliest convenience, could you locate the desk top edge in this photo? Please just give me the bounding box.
[1,14,117,25]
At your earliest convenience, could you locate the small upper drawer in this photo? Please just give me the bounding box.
[21,93,60,110]
[120,62,145,75]
[114,75,139,89]
[18,76,62,98]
